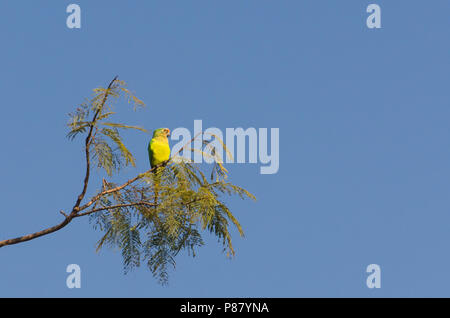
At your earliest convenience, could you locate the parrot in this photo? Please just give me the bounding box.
[148,128,171,213]
[148,128,171,169]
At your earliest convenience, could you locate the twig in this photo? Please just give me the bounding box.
[75,201,156,218]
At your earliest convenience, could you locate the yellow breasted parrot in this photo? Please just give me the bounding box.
[148,128,171,169]
[148,128,171,211]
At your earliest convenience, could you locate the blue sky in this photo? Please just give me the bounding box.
[1,0,450,297]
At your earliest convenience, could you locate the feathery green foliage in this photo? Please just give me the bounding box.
[68,79,145,176]
[67,78,255,285]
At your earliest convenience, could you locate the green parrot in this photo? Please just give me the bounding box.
[148,128,171,211]
[148,128,171,169]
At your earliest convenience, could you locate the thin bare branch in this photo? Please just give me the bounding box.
[75,201,156,218]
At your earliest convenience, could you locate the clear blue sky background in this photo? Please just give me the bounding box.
[1,0,450,297]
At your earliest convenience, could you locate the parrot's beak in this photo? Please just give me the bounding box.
[166,129,171,137]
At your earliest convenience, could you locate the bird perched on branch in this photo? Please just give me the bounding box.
[148,128,171,209]
[148,128,171,169]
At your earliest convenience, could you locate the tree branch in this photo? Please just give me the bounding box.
[0,76,118,249]
[72,75,118,212]
[74,201,156,218]
[0,110,204,249]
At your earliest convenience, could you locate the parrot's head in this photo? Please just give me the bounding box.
[152,128,171,139]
